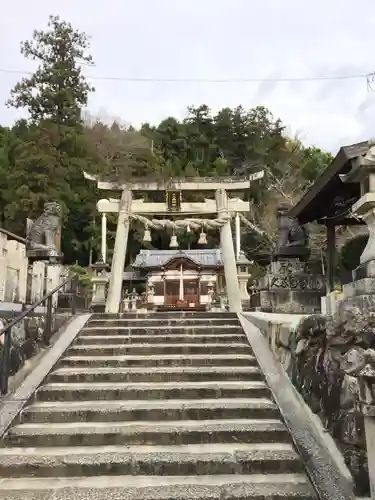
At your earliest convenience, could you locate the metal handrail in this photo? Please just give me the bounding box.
[0,274,79,395]
[0,227,27,244]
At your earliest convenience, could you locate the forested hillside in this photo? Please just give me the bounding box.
[0,16,333,266]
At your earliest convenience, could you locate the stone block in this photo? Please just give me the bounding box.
[46,264,62,309]
[259,289,322,314]
[338,293,375,315]
[343,278,375,298]
[256,258,325,314]
[277,325,292,348]
[30,261,46,303]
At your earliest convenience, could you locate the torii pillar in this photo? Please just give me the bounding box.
[105,189,132,313]
[216,188,242,313]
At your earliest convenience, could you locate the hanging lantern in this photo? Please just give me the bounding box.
[198,230,208,246]
[169,234,179,248]
[143,225,152,243]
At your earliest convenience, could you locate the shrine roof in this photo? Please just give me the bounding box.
[132,249,251,269]
[288,140,370,225]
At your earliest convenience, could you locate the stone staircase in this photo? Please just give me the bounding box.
[0,312,317,499]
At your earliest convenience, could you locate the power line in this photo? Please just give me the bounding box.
[0,67,371,84]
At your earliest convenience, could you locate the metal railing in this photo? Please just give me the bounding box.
[0,227,27,244]
[0,274,79,395]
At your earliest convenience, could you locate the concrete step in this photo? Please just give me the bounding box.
[6,419,291,447]
[81,325,243,336]
[67,342,252,356]
[47,366,263,384]
[0,473,317,499]
[75,334,247,345]
[35,380,271,402]
[21,398,279,423]
[91,311,238,319]
[58,353,259,368]
[0,442,303,477]
[88,318,240,328]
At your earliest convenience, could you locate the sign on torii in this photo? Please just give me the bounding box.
[84,171,264,314]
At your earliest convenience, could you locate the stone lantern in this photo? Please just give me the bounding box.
[236,250,251,302]
[206,281,215,310]
[90,256,110,312]
[341,144,375,273]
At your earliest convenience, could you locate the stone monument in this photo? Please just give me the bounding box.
[26,201,63,263]
[257,204,325,313]
[26,201,63,309]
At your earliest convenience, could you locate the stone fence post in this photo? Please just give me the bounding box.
[346,349,375,499]
[0,233,7,302]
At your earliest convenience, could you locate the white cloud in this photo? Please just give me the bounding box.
[1,0,375,152]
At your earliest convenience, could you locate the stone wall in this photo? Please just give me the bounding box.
[0,233,28,303]
[0,231,68,306]
[259,312,370,496]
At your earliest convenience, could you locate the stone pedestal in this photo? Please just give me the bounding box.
[257,259,325,314]
[30,261,46,303]
[338,266,375,315]
[46,263,62,310]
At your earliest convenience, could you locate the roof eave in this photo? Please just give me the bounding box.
[288,147,348,221]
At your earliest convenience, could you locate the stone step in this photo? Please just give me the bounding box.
[35,380,271,402]
[58,353,258,368]
[80,325,244,336]
[92,311,238,319]
[48,365,263,384]
[75,334,247,345]
[21,398,279,423]
[0,442,303,477]
[67,342,252,356]
[0,473,317,500]
[0,311,317,500]
[6,419,291,447]
[87,318,240,327]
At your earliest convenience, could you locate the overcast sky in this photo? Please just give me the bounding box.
[1,0,375,153]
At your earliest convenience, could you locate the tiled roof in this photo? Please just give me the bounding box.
[132,249,251,269]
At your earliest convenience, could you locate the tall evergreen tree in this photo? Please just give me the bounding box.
[7,15,93,125]
[4,15,96,263]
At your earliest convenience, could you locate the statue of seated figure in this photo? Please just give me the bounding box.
[26,201,63,262]
[273,204,310,261]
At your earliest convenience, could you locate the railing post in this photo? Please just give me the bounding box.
[43,295,53,345]
[0,327,12,395]
[0,273,76,396]
[71,276,78,316]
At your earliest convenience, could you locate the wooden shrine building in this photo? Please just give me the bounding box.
[288,140,368,293]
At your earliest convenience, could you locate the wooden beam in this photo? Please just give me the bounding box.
[326,222,336,293]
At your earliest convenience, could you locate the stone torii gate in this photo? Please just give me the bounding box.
[84,172,263,314]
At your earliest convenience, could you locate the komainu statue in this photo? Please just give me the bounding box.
[26,202,63,262]
[274,204,310,261]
